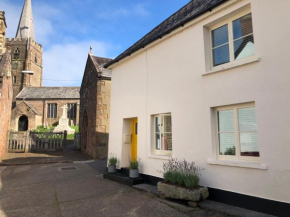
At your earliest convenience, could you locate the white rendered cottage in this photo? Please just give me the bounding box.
[105,0,290,216]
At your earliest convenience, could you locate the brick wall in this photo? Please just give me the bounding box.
[0,52,12,158]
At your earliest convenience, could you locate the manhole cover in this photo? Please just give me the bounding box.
[58,167,78,171]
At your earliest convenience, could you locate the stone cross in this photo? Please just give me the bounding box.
[61,104,68,118]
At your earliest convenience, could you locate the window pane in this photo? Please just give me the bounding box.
[218,110,234,132]
[54,104,57,118]
[213,44,230,66]
[240,132,259,157]
[47,104,50,118]
[233,13,253,40]
[163,115,172,133]
[163,133,172,151]
[219,133,235,155]
[156,133,161,150]
[238,107,257,132]
[155,116,161,133]
[234,35,255,60]
[212,24,229,47]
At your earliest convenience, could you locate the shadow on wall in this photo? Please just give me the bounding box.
[80,132,109,160]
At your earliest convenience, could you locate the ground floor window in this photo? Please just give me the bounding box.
[67,103,77,118]
[216,103,259,161]
[153,113,172,154]
[47,103,57,118]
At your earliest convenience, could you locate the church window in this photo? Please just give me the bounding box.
[13,48,20,60]
[35,54,38,63]
[47,103,58,118]
[67,103,77,118]
[13,76,17,83]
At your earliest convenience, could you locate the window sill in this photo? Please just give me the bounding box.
[203,57,260,76]
[148,154,172,160]
[207,159,267,170]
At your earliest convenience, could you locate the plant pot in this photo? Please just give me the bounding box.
[157,182,209,202]
[129,169,139,178]
[108,165,116,174]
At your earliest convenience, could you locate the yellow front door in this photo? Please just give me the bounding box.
[131,118,138,161]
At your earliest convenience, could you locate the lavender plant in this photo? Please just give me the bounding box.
[159,157,203,188]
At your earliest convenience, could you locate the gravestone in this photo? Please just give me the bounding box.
[53,105,75,134]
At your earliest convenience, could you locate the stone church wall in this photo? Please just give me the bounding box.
[10,99,80,131]
[5,38,43,108]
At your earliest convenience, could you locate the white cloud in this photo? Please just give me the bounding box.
[43,40,115,87]
[134,3,150,17]
[2,0,62,46]
[97,3,150,20]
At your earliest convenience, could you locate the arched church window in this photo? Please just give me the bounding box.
[35,53,38,63]
[13,76,17,83]
[13,48,20,60]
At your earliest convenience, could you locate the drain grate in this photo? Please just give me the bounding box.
[59,167,77,171]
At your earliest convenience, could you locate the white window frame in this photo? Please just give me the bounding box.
[210,9,254,69]
[152,113,172,156]
[215,103,260,162]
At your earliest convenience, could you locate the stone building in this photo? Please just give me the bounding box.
[80,51,111,159]
[6,0,81,132]
[0,11,12,157]
[5,0,43,109]
[11,87,80,131]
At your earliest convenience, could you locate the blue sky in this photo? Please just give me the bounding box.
[2,0,189,86]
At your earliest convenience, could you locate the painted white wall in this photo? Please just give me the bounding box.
[108,0,290,203]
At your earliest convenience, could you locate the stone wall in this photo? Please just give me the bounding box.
[0,53,12,157]
[80,55,111,159]
[0,11,7,55]
[10,99,80,131]
[0,12,12,157]
[5,38,43,108]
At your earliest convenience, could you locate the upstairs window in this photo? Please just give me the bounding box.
[67,103,77,119]
[35,54,38,63]
[13,48,20,60]
[153,113,172,155]
[216,103,259,161]
[211,13,255,67]
[47,103,57,118]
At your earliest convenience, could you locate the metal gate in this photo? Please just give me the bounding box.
[8,131,66,152]
[74,133,81,150]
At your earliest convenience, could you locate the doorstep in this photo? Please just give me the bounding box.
[103,168,144,187]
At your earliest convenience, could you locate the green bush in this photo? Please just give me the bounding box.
[159,157,203,188]
[224,146,235,155]
[129,158,139,169]
[108,154,117,166]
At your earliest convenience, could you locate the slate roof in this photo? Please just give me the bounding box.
[91,56,112,78]
[23,101,41,115]
[105,0,227,68]
[17,87,80,99]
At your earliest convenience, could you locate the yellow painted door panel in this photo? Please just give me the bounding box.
[131,118,138,161]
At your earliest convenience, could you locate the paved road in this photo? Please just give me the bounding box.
[0,161,227,217]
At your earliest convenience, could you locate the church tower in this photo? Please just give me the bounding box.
[6,0,43,108]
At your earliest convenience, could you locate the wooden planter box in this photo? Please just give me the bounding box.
[157,182,209,202]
